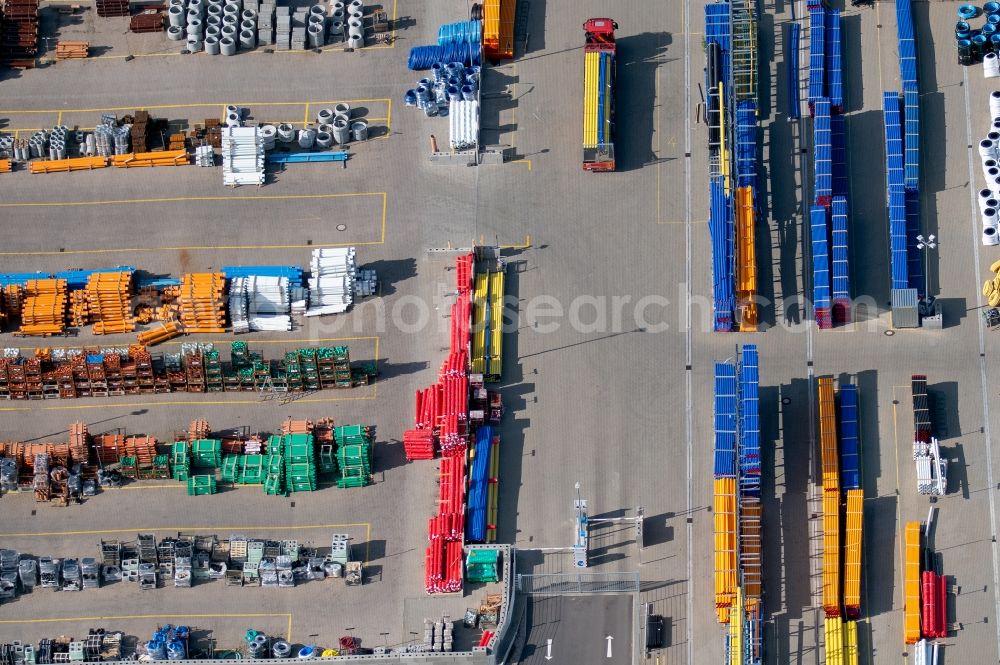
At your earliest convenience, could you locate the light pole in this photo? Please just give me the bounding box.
[916,234,937,298]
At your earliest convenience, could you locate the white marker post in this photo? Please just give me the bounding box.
[606,635,614,658]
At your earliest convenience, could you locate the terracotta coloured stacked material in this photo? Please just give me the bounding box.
[68,422,89,464]
[1,0,39,67]
[18,279,67,336]
[87,272,136,335]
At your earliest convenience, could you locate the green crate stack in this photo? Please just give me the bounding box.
[318,443,337,475]
[221,454,242,483]
[191,439,222,468]
[205,349,224,392]
[152,454,170,479]
[316,346,352,388]
[252,360,271,390]
[231,341,250,368]
[187,474,217,496]
[243,455,265,484]
[263,453,285,495]
[119,456,138,479]
[352,362,377,386]
[170,442,190,481]
[284,352,302,391]
[298,349,320,391]
[334,424,373,488]
[283,433,317,491]
[238,366,255,390]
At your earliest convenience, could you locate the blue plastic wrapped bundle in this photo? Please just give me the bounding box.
[437,20,481,45]
[407,41,482,70]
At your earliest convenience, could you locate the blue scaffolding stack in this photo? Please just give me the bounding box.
[739,345,761,492]
[811,205,832,329]
[736,101,758,189]
[831,115,848,198]
[825,9,843,113]
[705,4,732,86]
[788,23,801,119]
[813,98,832,207]
[831,196,851,323]
[905,191,925,296]
[808,8,826,114]
[903,82,920,190]
[710,177,735,332]
[714,362,739,479]
[883,92,909,291]
[838,384,861,491]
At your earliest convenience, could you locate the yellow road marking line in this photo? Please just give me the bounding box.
[386,97,392,133]
[0,392,375,412]
[0,193,382,207]
[0,613,292,626]
[499,235,532,249]
[5,523,370,537]
[304,102,310,127]
[0,100,391,114]
[20,336,377,350]
[511,158,532,171]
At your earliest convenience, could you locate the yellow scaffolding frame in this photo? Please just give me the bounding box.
[844,620,859,665]
[488,270,505,378]
[822,491,842,616]
[471,273,489,375]
[824,618,844,665]
[583,51,599,147]
[818,377,840,493]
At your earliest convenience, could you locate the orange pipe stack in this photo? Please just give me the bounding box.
[86,271,135,334]
[843,489,864,618]
[0,160,11,173]
[18,279,67,336]
[482,0,515,60]
[817,377,841,617]
[55,40,89,59]
[28,156,108,173]
[111,150,189,168]
[177,273,226,333]
[904,522,922,644]
[713,476,738,623]
[136,321,183,346]
[68,421,90,464]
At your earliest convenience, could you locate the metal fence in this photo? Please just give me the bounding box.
[515,571,640,595]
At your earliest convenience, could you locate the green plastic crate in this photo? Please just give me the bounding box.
[187,474,217,496]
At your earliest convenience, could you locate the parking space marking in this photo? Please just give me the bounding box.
[0,192,387,256]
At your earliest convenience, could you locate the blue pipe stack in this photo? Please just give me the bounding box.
[465,425,492,543]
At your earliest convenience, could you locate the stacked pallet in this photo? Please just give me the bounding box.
[177,273,226,333]
[305,247,357,316]
[69,290,88,327]
[904,522,922,644]
[55,41,89,59]
[68,421,89,464]
[123,435,157,467]
[86,271,135,334]
[96,0,129,17]
[94,433,126,464]
[1,0,39,67]
[112,150,189,168]
[131,110,150,152]
[167,133,186,150]
[334,424,372,488]
[18,279,67,336]
[129,9,164,32]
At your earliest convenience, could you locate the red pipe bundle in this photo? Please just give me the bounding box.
[403,429,435,461]
[921,571,948,638]
[455,254,474,294]
[478,631,494,647]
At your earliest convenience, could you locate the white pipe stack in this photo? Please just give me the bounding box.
[221,126,264,186]
[991,91,1000,120]
[305,247,357,316]
[986,52,1000,78]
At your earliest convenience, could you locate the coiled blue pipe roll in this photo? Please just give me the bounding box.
[958,4,980,20]
[437,20,482,45]
[991,13,1000,25]
[407,42,482,69]
[988,1,1000,15]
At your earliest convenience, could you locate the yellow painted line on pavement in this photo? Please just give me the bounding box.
[511,158,532,171]
[5,523,371,537]
[0,392,375,412]
[0,613,292,625]
[0,192,387,256]
[0,100,391,115]
[499,235,532,250]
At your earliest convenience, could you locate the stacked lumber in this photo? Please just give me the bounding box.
[136,320,182,346]
[96,0,129,17]
[188,419,211,442]
[168,133,187,151]
[177,273,226,333]
[123,435,157,466]
[29,156,109,173]
[93,433,125,464]
[111,149,189,168]
[18,279,67,336]
[86,271,135,334]
[55,40,89,59]
[1,0,39,66]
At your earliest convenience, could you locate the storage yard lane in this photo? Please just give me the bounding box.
[518,595,632,665]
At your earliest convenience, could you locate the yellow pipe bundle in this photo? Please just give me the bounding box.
[818,377,840,492]
[489,270,504,377]
[18,279,67,336]
[843,621,858,665]
[714,477,737,622]
[471,272,489,374]
[904,522,922,644]
[111,150,190,168]
[843,489,864,612]
[728,588,743,665]
[583,51,599,147]
[822,491,841,616]
[736,186,758,332]
[86,272,136,335]
[136,321,183,346]
[177,273,226,333]
[824,618,844,665]
[29,156,109,174]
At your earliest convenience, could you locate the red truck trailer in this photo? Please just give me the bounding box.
[582,18,617,171]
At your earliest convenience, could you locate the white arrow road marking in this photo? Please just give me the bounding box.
[606,635,614,658]
[545,639,552,661]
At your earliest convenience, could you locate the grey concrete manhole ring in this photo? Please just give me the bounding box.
[336,224,347,231]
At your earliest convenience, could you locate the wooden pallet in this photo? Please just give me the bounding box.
[55,40,89,59]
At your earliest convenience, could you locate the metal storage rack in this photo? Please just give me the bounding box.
[831,197,851,320]
[808,9,825,109]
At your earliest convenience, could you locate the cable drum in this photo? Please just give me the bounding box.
[241,8,256,21]
[350,120,367,141]
[334,102,351,118]
[407,42,482,70]
[260,125,277,149]
[331,118,350,144]
[437,20,481,45]
[989,52,1000,79]
[277,123,295,141]
[298,128,316,148]
[329,19,344,36]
